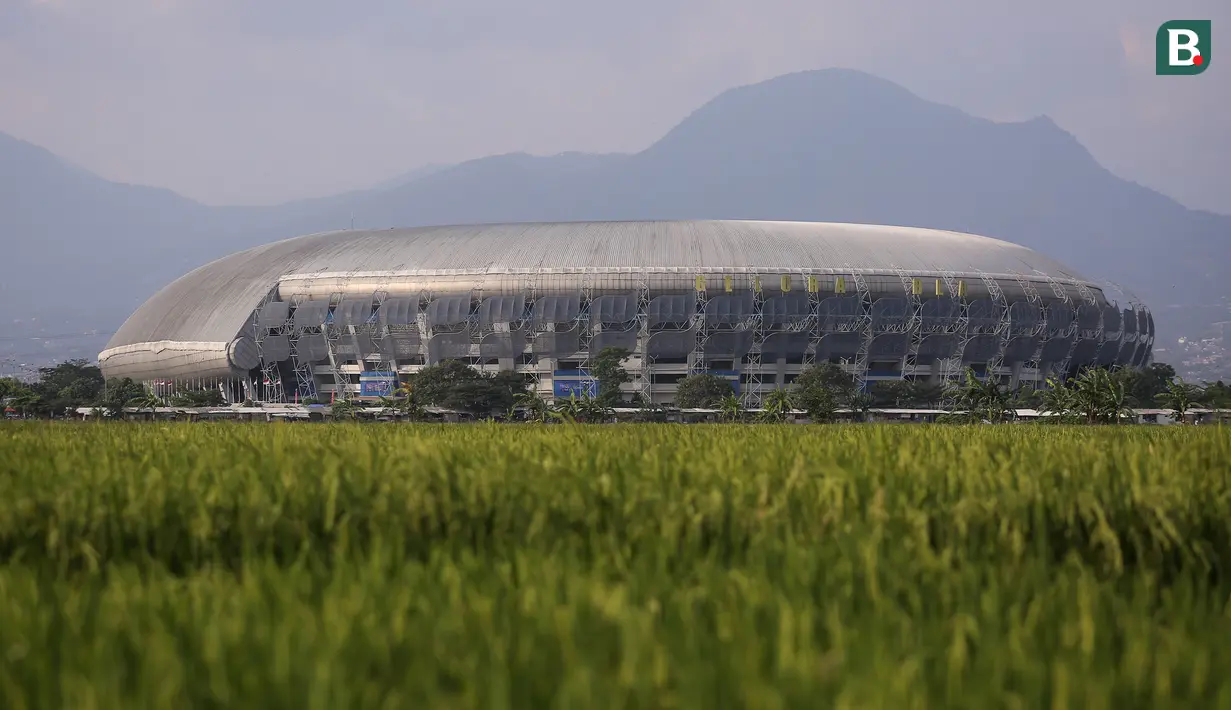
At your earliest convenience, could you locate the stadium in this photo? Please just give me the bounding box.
[98,220,1155,405]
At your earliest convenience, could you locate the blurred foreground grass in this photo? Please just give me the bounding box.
[1,422,1230,709]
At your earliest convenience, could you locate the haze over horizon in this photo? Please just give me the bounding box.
[2,0,1228,213]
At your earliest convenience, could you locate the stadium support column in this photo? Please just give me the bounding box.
[1131,284,1155,365]
[470,277,486,370]
[268,314,291,403]
[689,274,709,375]
[1117,288,1139,368]
[414,293,431,370]
[846,265,873,393]
[1120,282,1153,368]
[324,291,351,401]
[802,271,820,371]
[578,269,597,398]
[936,270,966,386]
[252,287,288,404]
[1034,269,1073,383]
[1132,301,1152,364]
[1092,287,1108,370]
[288,296,318,401]
[1009,270,1045,389]
[371,290,400,378]
[940,274,973,409]
[892,264,923,379]
[977,270,1010,385]
[1067,281,1101,379]
[635,273,651,404]
[1107,280,1143,370]
[1057,312,1081,383]
[742,274,765,408]
[522,274,544,397]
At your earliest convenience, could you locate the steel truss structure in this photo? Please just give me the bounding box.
[141,267,1155,406]
[101,222,1167,409]
[250,286,287,404]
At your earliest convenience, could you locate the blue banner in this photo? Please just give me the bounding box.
[553,378,598,398]
[359,372,398,398]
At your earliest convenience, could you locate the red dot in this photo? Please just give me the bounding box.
[1194,55,1204,65]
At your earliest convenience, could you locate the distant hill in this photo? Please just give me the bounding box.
[1,68,1226,359]
[369,163,453,191]
[0,132,255,329]
[295,70,1227,342]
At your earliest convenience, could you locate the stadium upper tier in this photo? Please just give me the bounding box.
[98,220,1153,401]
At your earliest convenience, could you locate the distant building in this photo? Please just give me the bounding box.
[99,220,1155,404]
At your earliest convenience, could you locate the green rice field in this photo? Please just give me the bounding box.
[1,422,1230,708]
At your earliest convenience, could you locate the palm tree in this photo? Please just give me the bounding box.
[389,383,427,421]
[847,391,875,422]
[758,388,794,423]
[329,398,362,420]
[127,392,163,419]
[576,394,615,423]
[1101,371,1134,425]
[514,391,554,423]
[1158,378,1200,424]
[1071,368,1133,424]
[551,393,583,423]
[718,393,744,423]
[950,369,1014,423]
[1039,376,1080,423]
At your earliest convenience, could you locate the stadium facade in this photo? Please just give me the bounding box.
[98,220,1155,405]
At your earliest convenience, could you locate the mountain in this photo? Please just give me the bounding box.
[1,68,1226,364]
[369,163,453,191]
[290,70,1228,342]
[269,150,633,238]
[0,132,282,370]
[0,132,247,327]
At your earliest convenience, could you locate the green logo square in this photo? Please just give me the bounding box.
[1157,20,1211,75]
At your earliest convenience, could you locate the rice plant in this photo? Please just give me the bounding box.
[1,422,1229,708]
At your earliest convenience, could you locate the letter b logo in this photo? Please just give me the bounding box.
[1157,20,1211,75]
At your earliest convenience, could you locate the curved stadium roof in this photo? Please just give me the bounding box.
[106,220,1100,355]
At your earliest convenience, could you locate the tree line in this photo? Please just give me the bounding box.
[0,361,223,418]
[3,354,1229,423]
[669,360,1229,424]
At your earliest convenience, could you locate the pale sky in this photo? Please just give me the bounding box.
[1,0,1227,212]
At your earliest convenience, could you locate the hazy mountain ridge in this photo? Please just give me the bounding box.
[0,69,1226,358]
[369,163,454,191]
